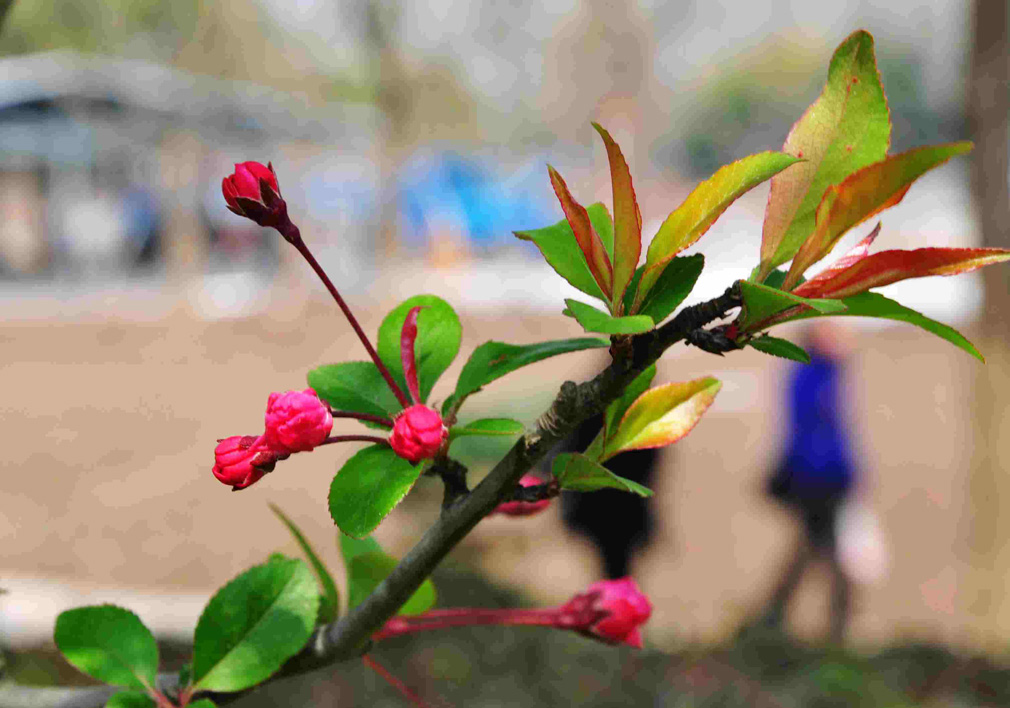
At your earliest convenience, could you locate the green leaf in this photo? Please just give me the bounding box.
[747,336,811,363]
[104,692,155,708]
[177,663,192,690]
[636,151,798,310]
[307,362,399,426]
[593,123,642,307]
[339,536,436,616]
[192,557,318,692]
[328,445,424,538]
[187,701,217,708]
[603,377,722,459]
[760,29,891,274]
[377,295,461,403]
[347,553,437,616]
[449,337,609,413]
[450,418,525,440]
[785,142,973,287]
[552,453,653,497]
[587,201,615,259]
[514,203,615,302]
[786,291,984,362]
[635,254,704,323]
[605,365,657,438]
[269,504,340,624]
[54,606,158,690]
[621,266,644,314]
[737,280,846,332]
[564,299,654,335]
[338,533,383,565]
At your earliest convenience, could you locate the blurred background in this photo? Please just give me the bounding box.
[3,0,1010,704]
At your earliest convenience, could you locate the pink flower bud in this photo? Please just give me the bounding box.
[494,474,553,517]
[389,404,448,463]
[212,435,280,490]
[559,577,652,648]
[222,161,288,230]
[264,389,333,454]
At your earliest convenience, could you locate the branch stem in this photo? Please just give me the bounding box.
[319,434,390,447]
[329,409,395,428]
[281,223,411,409]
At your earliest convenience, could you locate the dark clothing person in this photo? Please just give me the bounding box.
[759,349,858,642]
[560,414,659,579]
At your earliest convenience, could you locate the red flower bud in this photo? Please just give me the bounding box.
[559,577,652,648]
[212,435,281,490]
[389,404,448,463]
[222,161,290,231]
[264,389,333,454]
[494,474,553,517]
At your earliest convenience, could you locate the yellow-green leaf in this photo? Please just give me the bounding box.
[635,152,798,310]
[783,142,972,288]
[759,29,891,277]
[603,378,721,459]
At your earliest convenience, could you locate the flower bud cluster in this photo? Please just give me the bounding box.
[213,389,332,490]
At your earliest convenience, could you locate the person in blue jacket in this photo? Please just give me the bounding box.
[757,322,858,642]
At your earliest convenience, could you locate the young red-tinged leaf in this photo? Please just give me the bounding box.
[564,298,655,335]
[789,247,1010,300]
[400,306,423,405]
[759,30,890,277]
[792,222,880,295]
[592,123,642,309]
[784,142,972,288]
[603,378,721,459]
[635,152,798,311]
[377,295,461,404]
[548,165,613,298]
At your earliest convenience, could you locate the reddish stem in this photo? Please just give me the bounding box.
[373,608,563,642]
[329,409,395,428]
[362,655,436,708]
[319,434,390,447]
[280,222,411,409]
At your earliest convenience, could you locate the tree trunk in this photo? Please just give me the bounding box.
[965,0,1010,645]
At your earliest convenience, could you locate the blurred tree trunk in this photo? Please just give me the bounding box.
[966,0,1010,644]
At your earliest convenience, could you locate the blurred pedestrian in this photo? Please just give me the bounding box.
[755,322,866,643]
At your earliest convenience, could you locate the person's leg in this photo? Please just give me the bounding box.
[758,529,813,628]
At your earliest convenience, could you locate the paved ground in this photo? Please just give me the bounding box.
[0,270,992,651]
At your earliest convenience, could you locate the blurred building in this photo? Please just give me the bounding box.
[0,50,379,283]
